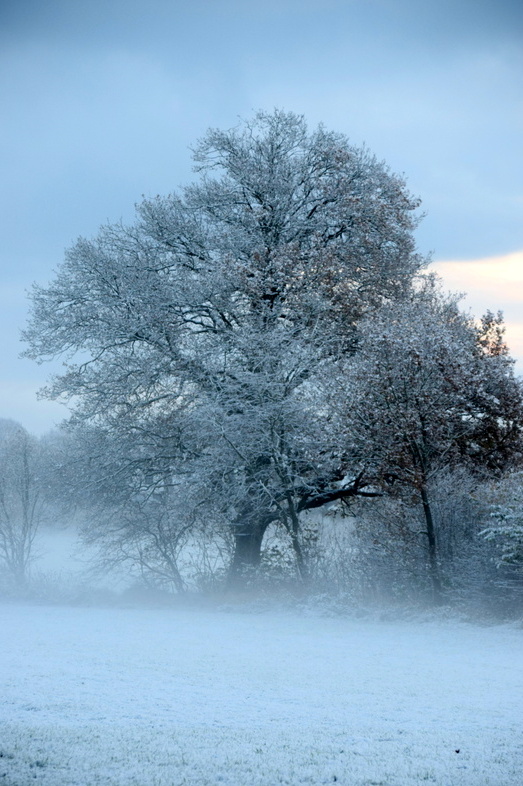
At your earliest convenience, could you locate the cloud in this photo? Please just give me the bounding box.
[431,251,523,370]
[433,251,523,300]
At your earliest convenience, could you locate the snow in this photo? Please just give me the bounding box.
[1,603,522,785]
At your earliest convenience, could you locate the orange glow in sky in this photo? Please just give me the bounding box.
[431,251,523,371]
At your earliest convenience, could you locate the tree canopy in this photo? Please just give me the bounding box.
[23,110,522,591]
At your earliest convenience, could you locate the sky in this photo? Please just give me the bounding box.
[0,0,522,434]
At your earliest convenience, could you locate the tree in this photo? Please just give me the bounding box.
[0,420,47,590]
[55,422,215,593]
[329,281,523,599]
[23,110,425,584]
[482,470,523,572]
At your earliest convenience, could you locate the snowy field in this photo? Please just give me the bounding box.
[1,603,522,786]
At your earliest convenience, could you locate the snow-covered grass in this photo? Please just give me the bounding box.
[1,602,522,785]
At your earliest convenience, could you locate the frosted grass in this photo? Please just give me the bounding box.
[1,603,522,784]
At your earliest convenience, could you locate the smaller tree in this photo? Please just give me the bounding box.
[329,281,523,600]
[81,483,196,594]
[53,422,218,593]
[482,470,523,571]
[0,421,47,589]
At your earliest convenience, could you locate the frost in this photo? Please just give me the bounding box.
[1,602,522,785]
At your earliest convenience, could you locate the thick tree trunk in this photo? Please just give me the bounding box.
[420,484,443,603]
[227,520,270,587]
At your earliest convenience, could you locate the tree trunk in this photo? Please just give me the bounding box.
[420,484,443,603]
[289,530,309,583]
[284,492,309,583]
[227,520,270,587]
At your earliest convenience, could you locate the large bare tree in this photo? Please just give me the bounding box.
[24,110,425,584]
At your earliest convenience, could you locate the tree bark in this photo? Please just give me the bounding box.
[420,483,443,603]
[289,530,309,582]
[227,518,271,587]
[284,492,309,583]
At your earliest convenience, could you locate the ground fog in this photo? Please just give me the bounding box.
[1,603,522,785]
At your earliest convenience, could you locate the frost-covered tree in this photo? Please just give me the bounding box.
[329,281,523,599]
[23,110,425,584]
[0,421,47,589]
[54,422,216,592]
[482,470,523,571]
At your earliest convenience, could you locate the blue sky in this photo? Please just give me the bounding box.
[1,0,522,433]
